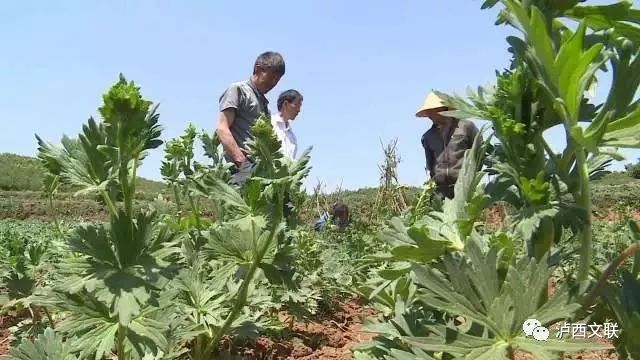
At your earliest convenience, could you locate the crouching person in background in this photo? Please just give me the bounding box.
[330,202,350,232]
[313,202,350,232]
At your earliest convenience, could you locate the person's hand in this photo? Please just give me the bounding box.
[233,152,247,167]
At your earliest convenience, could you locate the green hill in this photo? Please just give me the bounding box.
[0,153,44,191]
[0,152,638,221]
[0,152,166,194]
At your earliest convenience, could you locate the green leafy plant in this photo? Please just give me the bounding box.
[581,220,640,359]
[452,0,640,282]
[154,115,314,358]
[354,1,640,358]
[602,270,640,359]
[350,129,494,358]
[355,235,612,359]
[373,128,490,268]
[625,158,640,179]
[31,74,181,360]
[0,221,56,342]
[4,327,78,360]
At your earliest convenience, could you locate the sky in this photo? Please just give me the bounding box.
[1,0,639,193]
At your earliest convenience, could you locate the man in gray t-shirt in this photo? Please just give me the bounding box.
[216,51,285,185]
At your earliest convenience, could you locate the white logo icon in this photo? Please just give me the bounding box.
[532,326,550,341]
[523,318,549,341]
[523,319,542,336]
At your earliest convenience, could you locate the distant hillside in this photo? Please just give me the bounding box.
[0,153,43,191]
[0,152,166,194]
[592,170,640,186]
[0,152,638,221]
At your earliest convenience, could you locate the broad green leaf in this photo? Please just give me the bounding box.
[513,204,559,243]
[383,235,591,359]
[566,45,608,123]
[204,217,264,263]
[387,348,436,360]
[513,337,613,357]
[391,245,445,263]
[7,328,77,360]
[191,173,250,214]
[379,262,412,280]
[584,111,615,151]
[529,6,556,79]
[601,269,640,358]
[359,318,403,338]
[412,265,499,333]
[565,1,640,44]
[402,329,497,357]
[601,106,640,148]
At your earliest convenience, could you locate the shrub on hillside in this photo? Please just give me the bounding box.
[0,153,44,191]
[0,152,166,194]
[626,159,640,179]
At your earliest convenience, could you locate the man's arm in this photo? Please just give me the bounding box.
[425,147,435,178]
[216,84,245,166]
[422,134,435,178]
[467,121,481,145]
[216,109,245,166]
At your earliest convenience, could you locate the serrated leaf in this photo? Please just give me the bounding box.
[7,328,77,360]
[191,172,250,214]
[602,106,640,148]
[513,337,613,356]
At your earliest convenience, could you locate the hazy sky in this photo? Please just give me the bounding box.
[2,1,639,192]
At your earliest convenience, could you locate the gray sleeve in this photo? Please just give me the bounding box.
[219,83,242,112]
[426,148,435,177]
[467,121,480,143]
[422,134,434,177]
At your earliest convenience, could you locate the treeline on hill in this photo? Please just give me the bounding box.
[0,151,639,223]
[0,153,166,194]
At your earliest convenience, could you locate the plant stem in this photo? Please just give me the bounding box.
[583,241,639,308]
[632,246,640,278]
[194,334,204,360]
[575,148,593,282]
[42,306,55,328]
[116,124,132,218]
[205,222,280,355]
[47,193,64,239]
[173,184,182,218]
[117,324,128,360]
[129,158,138,217]
[188,194,202,234]
[100,190,118,217]
[533,217,554,261]
[542,140,563,198]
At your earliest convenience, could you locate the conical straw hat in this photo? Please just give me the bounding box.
[415,91,449,118]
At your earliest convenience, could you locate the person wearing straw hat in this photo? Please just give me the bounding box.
[416,91,479,199]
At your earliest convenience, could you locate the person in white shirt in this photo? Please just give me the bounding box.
[271,89,303,160]
[270,89,303,235]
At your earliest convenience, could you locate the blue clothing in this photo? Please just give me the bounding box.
[313,211,330,231]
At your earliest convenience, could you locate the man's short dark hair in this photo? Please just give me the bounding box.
[277,89,303,111]
[254,51,285,76]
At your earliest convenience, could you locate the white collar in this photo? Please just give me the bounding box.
[273,113,293,131]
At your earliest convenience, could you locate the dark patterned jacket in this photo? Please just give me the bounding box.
[421,119,479,186]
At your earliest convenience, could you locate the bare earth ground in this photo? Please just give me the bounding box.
[0,314,18,357]
[512,336,618,360]
[0,298,378,360]
[0,296,621,359]
[0,204,633,358]
[484,204,640,229]
[219,297,378,360]
[0,329,8,357]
